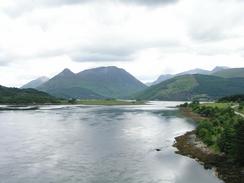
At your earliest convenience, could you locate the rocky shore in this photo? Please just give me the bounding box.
[174,108,244,183]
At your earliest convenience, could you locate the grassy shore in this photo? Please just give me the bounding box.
[201,102,232,109]
[175,105,244,183]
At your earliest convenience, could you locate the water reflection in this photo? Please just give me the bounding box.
[0,102,223,183]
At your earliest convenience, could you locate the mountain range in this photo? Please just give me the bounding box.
[136,72,244,101]
[147,66,229,86]
[21,66,244,101]
[34,66,147,99]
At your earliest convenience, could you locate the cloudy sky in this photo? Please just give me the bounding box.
[1,0,244,87]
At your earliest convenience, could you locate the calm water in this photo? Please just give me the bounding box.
[0,102,223,183]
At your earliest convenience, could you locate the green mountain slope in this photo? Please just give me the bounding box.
[38,66,147,99]
[136,74,244,101]
[0,85,59,104]
[213,68,244,78]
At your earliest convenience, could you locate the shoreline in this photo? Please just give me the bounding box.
[174,107,244,183]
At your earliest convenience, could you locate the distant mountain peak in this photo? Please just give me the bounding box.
[148,74,173,86]
[59,68,75,77]
[211,66,229,73]
[61,68,73,73]
[21,76,49,89]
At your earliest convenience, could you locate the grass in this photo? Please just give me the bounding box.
[239,109,244,113]
[236,107,244,114]
[201,102,232,109]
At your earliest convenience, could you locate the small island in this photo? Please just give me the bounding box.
[66,99,145,105]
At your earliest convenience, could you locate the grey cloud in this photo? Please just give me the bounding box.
[70,47,135,62]
[188,6,244,43]
[0,60,9,66]
[33,0,179,6]
[71,52,132,62]
[70,40,180,62]
[3,0,178,17]
[238,47,244,57]
[0,39,180,63]
[0,52,12,66]
[195,48,231,56]
[190,29,227,42]
[121,0,179,6]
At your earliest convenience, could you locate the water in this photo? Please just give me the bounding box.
[0,102,223,183]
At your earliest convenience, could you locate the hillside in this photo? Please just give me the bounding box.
[135,74,244,101]
[213,68,244,78]
[21,76,49,89]
[38,66,147,99]
[0,85,59,104]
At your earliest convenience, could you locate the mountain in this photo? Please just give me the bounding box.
[21,76,49,89]
[0,85,59,104]
[38,66,147,99]
[147,74,173,86]
[212,68,244,78]
[135,74,244,101]
[211,66,229,73]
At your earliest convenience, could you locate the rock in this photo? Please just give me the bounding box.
[174,130,243,183]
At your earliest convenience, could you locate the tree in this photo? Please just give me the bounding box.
[218,125,236,160]
[235,120,244,165]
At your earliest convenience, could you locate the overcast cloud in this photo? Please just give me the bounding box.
[0,0,244,87]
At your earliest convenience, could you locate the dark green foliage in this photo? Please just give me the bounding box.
[197,120,215,146]
[219,94,244,103]
[0,85,59,104]
[219,125,237,160]
[68,98,76,104]
[188,101,244,165]
[235,120,244,165]
[180,102,188,107]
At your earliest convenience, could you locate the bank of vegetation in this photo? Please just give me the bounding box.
[181,101,244,164]
[0,85,60,104]
[176,98,244,183]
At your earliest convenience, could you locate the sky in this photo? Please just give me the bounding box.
[1,0,244,87]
